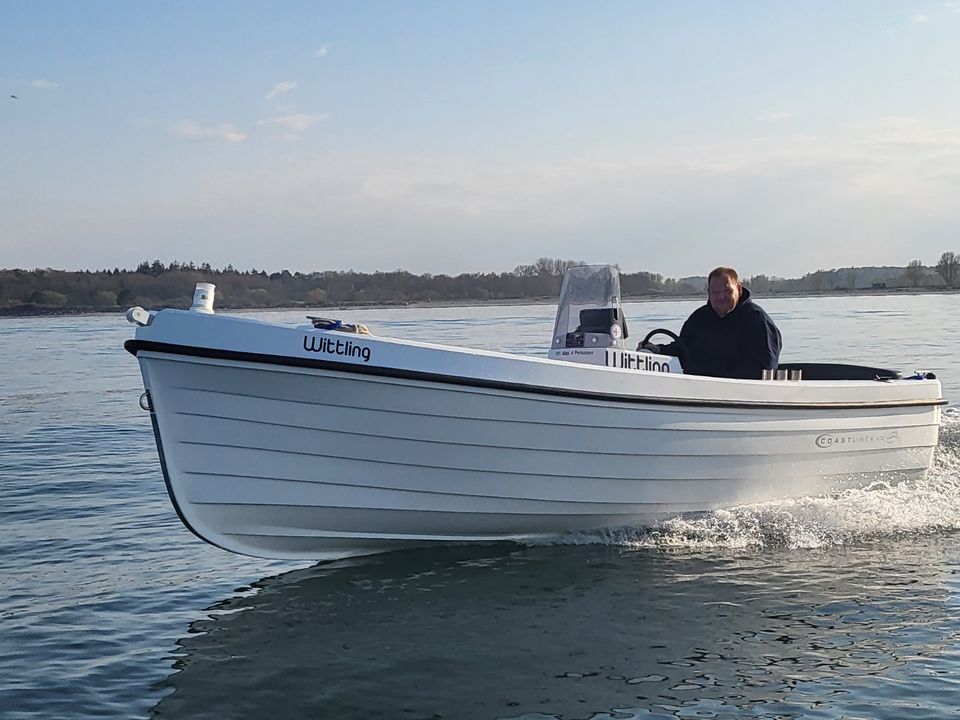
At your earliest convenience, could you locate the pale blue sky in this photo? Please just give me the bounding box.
[3,1,960,278]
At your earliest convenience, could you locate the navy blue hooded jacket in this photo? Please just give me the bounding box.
[659,287,782,379]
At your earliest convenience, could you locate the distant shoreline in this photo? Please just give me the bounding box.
[1,285,957,319]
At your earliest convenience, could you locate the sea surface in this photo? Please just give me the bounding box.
[2,294,960,719]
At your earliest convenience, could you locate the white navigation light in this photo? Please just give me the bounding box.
[190,282,216,314]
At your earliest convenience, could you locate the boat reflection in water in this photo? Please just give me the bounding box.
[151,530,960,720]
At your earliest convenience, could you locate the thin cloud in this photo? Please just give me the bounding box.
[266,81,297,100]
[170,121,247,143]
[315,44,331,58]
[258,113,327,132]
[946,2,960,13]
[757,112,792,122]
[31,79,59,89]
[911,13,929,22]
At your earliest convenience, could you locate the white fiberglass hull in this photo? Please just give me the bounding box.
[127,310,943,559]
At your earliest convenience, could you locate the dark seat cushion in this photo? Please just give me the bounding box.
[777,362,902,381]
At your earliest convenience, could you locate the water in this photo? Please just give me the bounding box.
[2,294,959,719]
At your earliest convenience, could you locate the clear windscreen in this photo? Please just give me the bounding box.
[551,265,625,349]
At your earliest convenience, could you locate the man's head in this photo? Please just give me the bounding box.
[707,267,742,317]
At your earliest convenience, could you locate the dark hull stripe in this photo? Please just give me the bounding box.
[125,339,947,411]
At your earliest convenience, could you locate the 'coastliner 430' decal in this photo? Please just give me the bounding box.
[815,430,900,448]
[303,334,371,363]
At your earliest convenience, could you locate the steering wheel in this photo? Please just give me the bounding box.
[638,328,679,351]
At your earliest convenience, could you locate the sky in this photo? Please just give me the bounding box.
[3,1,960,279]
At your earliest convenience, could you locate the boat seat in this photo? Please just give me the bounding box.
[777,362,902,381]
[577,308,628,338]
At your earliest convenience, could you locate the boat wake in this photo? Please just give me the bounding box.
[548,407,960,551]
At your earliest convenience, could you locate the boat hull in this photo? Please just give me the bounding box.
[129,313,942,559]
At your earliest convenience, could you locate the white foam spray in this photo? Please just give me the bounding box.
[544,408,960,551]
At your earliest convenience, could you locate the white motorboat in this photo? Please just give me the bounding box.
[125,267,944,559]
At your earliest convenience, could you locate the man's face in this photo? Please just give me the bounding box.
[708,275,741,317]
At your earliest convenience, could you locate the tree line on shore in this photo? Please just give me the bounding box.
[1,253,959,314]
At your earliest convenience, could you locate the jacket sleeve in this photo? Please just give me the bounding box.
[657,316,692,365]
[732,310,781,378]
